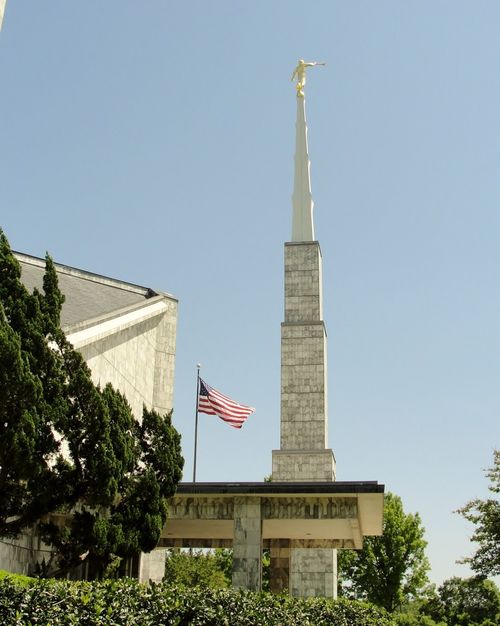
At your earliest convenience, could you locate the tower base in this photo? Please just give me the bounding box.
[272,448,336,482]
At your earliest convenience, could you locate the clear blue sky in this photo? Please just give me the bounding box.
[1,1,499,587]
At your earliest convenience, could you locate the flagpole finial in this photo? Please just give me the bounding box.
[197,363,201,369]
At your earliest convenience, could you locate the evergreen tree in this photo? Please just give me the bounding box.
[338,492,429,612]
[0,234,64,538]
[0,230,184,575]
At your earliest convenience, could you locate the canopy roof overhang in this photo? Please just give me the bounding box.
[161,481,384,550]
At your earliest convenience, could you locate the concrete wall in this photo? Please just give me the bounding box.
[290,548,337,597]
[71,297,177,419]
[0,532,53,576]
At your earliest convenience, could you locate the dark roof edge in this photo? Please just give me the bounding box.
[14,250,176,301]
[176,481,385,495]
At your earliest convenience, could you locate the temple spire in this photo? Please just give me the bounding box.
[290,59,325,242]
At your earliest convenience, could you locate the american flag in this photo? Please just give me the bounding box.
[197,378,255,429]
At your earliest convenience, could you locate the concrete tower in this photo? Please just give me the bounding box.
[271,60,337,597]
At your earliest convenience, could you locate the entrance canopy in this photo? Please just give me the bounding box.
[162,481,384,550]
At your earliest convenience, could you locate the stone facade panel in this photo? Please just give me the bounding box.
[280,241,329,451]
[282,322,326,339]
[284,242,323,323]
[262,497,357,519]
[285,295,321,322]
[280,392,326,421]
[169,497,234,520]
[284,242,323,272]
[272,449,336,482]
[232,498,262,591]
[282,364,325,394]
[290,548,337,598]
[280,419,326,450]
[281,339,325,366]
[78,301,177,420]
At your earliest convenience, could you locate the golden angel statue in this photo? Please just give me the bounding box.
[291,59,326,96]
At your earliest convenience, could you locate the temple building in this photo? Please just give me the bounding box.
[0,253,177,581]
[160,62,384,598]
[0,61,385,595]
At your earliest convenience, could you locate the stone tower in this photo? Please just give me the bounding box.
[271,61,337,597]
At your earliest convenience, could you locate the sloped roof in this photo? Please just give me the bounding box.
[14,252,172,331]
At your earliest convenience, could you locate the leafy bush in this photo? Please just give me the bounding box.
[0,575,397,625]
[0,569,34,586]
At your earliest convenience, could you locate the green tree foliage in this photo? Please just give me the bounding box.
[420,576,500,626]
[0,230,184,575]
[164,549,231,588]
[458,449,500,577]
[213,548,233,582]
[338,492,430,612]
[394,613,445,626]
[163,547,274,591]
[393,585,446,626]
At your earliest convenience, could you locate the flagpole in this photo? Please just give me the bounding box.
[192,364,201,483]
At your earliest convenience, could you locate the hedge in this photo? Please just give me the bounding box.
[0,570,34,586]
[0,576,397,626]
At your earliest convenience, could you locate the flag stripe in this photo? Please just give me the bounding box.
[197,378,255,429]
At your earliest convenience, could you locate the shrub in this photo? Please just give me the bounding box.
[0,569,34,586]
[0,575,397,625]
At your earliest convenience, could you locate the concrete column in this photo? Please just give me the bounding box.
[290,546,337,598]
[269,539,290,593]
[232,497,262,591]
[138,549,167,583]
